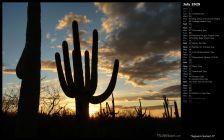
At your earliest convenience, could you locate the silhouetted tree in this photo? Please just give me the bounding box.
[55,20,119,121]
[2,88,19,114]
[39,86,66,116]
[15,2,41,137]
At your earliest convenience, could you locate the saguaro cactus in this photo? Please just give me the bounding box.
[55,20,119,121]
[15,3,41,137]
[163,95,170,118]
[163,95,175,118]
[174,100,179,118]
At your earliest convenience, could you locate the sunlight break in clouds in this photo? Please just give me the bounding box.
[56,12,91,30]
[95,3,181,86]
[95,3,124,33]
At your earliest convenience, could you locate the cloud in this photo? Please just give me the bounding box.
[3,60,59,73]
[46,32,51,39]
[139,84,181,100]
[3,64,16,74]
[56,12,91,30]
[3,68,16,74]
[41,60,57,72]
[46,32,57,43]
[111,84,180,102]
[101,18,113,33]
[116,105,165,110]
[47,32,58,43]
[101,17,124,33]
[140,84,181,99]
[50,44,61,49]
[158,84,180,97]
[135,3,147,13]
[115,94,164,102]
[119,55,180,86]
[95,3,181,86]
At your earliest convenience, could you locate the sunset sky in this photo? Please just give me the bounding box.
[2,2,181,117]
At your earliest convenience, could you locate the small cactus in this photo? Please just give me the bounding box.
[163,95,174,118]
[174,100,179,118]
[135,99,146,118]
[98,103,109,118]
[105,95,119,119]
[163,95,169,118]
[106,93,119,119]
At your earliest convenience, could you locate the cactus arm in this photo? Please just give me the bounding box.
[85,50,90,89]
[55,53,76,98]
[72,21,84,89]
[89,29,98,95]
[89,59,119,104]
[62,41,74,87]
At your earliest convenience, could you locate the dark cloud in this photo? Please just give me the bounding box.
[158,84,180,97]
[113,84,180,101]
[145,84,181,99]
[120,55,180,85]
[95,3,181,86]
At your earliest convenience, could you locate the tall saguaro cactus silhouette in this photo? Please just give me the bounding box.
[55,20,119,121]
[15,3,41,137]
